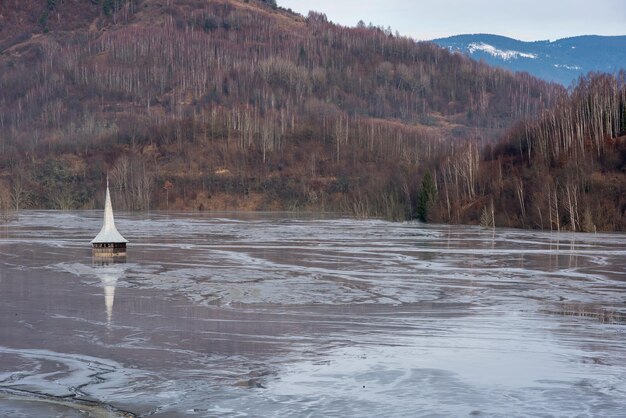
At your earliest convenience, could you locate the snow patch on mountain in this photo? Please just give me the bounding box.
[434,34,626,85]
[554,64,583,70]
[468,42,538,60]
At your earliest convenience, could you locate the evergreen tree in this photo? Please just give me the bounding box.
[416,171,436,222]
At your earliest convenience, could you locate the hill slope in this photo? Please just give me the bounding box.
[0,0,561,217]
[434,34,626,86]
[470,74,626,231]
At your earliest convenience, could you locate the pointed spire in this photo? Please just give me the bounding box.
[91,176,129,244]
[103,176,115,233]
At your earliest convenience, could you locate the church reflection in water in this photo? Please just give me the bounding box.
[92,257,127,330]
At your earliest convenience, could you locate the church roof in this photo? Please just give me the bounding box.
[91,178,129,244]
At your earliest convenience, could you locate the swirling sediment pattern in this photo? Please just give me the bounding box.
[1,211,625,416]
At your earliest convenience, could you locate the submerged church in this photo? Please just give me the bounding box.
[92,178,128,257]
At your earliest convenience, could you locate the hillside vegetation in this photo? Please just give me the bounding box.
[426,73,626,231]
[0,0,624,230]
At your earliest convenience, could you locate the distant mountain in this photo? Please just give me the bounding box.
[433,34,626,86]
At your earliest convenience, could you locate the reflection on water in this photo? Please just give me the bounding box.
[545,303,626,325]
[0,211,625,417]
[93,258,126,330]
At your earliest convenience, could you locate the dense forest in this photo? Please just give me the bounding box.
[0,0,624,230]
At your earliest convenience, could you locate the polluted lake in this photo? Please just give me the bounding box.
[1,211,626,416]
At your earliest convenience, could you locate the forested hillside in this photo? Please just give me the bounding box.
[0,0,623,231]
[465,73,626,231]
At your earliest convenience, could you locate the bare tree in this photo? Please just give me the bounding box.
[515,176,526,222]
[11,175,30,211]
[163,180,174,209]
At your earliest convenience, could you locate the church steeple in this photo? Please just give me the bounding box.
[92,176,128,256]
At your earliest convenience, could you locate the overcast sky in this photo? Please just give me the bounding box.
[278,0,626,41]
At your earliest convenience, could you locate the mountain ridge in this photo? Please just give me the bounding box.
[433,34,626,86]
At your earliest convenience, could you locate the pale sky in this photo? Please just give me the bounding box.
[278,0,626,41]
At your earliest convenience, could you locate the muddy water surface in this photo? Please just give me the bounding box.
[1,211,625,416]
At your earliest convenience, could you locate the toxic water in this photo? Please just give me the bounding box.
[1,211,625,417]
